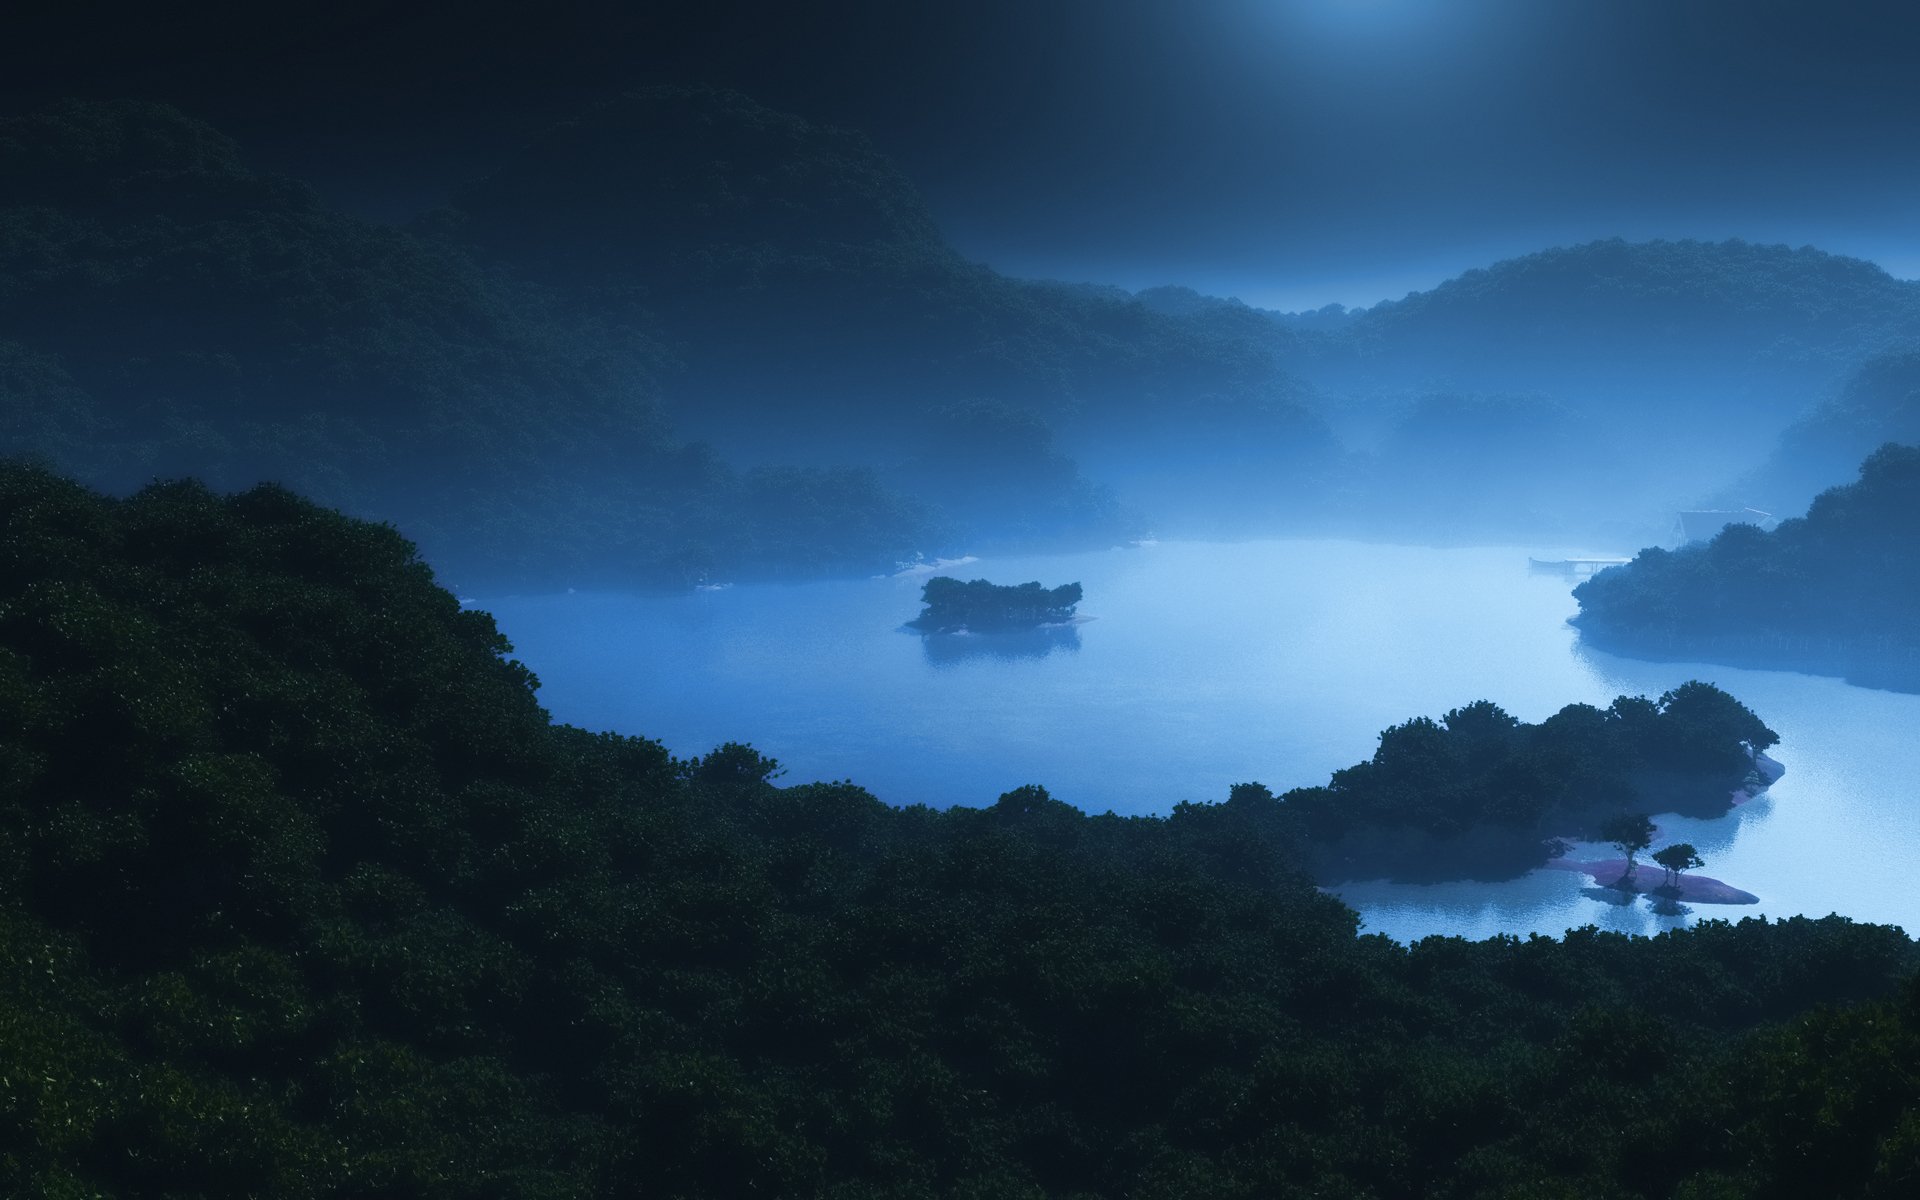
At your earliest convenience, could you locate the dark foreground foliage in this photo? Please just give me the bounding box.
[2,463,1918,1199]
[1574,443,1920,690]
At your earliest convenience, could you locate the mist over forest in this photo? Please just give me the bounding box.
[9,89,1920,585]
[5,2,1920,1195]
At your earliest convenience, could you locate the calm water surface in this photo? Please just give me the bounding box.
[483,540,1920,943]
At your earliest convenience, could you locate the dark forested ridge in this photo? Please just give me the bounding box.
[427,87,1319,438]
[4,463,1919,1198]
[9,92,1920,574]
[0,98,941,590]
[0,93,1343,584]
[1034,237,1920,544]
[427,86,1339,533]
[1295,238,1920,395]
[1573,443,1920,690]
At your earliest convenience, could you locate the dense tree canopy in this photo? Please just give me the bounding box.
[1,463,1915,1197]
[1278,687,1775,883]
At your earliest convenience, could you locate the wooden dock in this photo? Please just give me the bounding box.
[1528,556,1631,576]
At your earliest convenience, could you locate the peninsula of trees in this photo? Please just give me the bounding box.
[907,575,1084,633]
[1269,685,1778,883]
[8,463,1911,1198]
[1573,442,1920,689]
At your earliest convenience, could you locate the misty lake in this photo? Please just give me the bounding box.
[482,540,1920,944]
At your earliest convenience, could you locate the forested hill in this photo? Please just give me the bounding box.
[432,86,1309,424]
[5,462,1920,1197]
[1298,239,1920,402]
[428,87,1338,494]
[1261,238,1920,541]
[8,90,1917,577]
[0,99,941,589]
[1751,350,1920,513]
[1573,442,1920,690]
[0,94,1340,583]
[436,84,949,291]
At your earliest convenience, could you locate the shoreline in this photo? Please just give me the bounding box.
[1733,749,1786,805]
[1572,626,1920,695]
[1542,857,1759,904]
[1541,749,1782,905]
[907,615,1094,636]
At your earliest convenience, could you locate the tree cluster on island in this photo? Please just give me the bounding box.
[1270,687,1777,883]
[1573,442,1920,688]
[1601,813,1706,893]
[4,463,1916,1198]
[906,575,1083,633]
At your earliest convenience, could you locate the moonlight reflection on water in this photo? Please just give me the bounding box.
[485,540,1920,943]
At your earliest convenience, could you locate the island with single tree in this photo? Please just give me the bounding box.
[906,575,1085,633]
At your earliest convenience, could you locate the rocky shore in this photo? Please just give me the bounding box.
[1543,857,1759,904]
[1542,749,1781,905]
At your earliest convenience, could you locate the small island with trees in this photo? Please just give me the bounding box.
[1545,817,1758,905]
[906,575,1085,633]
[1268,683,1781,884]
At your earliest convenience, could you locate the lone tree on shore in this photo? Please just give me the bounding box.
[1600,813,1656,888]
[1651,843,1705,894]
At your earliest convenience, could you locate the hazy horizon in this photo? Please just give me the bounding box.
[12,1,1920,312]
[996,230,1920,316]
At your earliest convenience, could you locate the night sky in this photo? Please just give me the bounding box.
[13,0,1920,309]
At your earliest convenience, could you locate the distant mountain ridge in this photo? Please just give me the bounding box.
[427,86,1343,532]
[1234,238,1920,430]
[1250,238,1920,537]
[8,90,1920,574]
[1290,237,1920,369]
[431,87,1319,435]
[0,93,1329,579]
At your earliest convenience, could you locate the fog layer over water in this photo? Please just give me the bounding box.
[485,540,1920,943]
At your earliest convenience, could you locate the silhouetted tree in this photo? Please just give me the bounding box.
[1601,813,1657,887]
[1652,842,1705,893]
